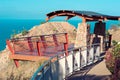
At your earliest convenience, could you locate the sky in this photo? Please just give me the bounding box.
[0,0,120,19]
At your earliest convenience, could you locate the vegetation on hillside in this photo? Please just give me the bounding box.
[110,24,120,31]
[40,21,47,24]
[21,29,29,36]
[11,28,29,39]
[105,41,120,79]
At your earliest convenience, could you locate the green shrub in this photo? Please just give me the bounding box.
[11,28,29,38]
[40,21,46,24]
[112,40,118,46]
[117,24,120,27]
[112,44,120,58]
[105,43,120,78]
[11,33,16,39]
[21,29,29,36]
[53,28,57,31]
[53,28,58,33]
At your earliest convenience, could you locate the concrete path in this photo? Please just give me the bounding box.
[85,60,111,80]
[66,60,112,80]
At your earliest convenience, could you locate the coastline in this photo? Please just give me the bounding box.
[0,19,120,51]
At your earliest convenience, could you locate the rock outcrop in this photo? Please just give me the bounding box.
[0,22,76,80]
[27,22,76,43]
[109,28,120,42]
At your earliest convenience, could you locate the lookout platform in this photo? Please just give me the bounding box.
[6,33,70,67]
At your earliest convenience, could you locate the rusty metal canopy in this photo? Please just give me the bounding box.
[46,10,120,22]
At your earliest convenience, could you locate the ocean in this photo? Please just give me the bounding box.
[0,19,120,51]
[0,19,42,51]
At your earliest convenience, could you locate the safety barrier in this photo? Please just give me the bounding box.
[31,43,101,80]
[6,33,68,67]
[6,33,68,55]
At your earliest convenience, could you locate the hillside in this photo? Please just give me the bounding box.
[109,28,120,42]
[0,22,76,80]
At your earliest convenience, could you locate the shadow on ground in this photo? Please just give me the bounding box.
[66,54,112,80]
[66,74,111,80]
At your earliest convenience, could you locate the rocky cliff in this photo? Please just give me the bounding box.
[0,22,76,80]
[109,28,120,42]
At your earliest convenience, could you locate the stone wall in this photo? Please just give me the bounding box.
[75,23,90,48]
[75,21,105,52]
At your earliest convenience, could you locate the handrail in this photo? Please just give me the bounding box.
[10,39,57,43]
[31,51,64,80]
[31,43,101,80]
[6,32,69,68]
[10,32,67,40]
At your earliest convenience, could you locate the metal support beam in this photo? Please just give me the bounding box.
[14,59,19,68]
[64,43,68,56]
[65,33,68,44]
[6,40,15,55]
[37,41,42,56]
[27,37,33,52]
[40,36,47,49]
[53,34,58,46]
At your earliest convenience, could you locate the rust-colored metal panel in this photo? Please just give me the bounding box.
[53,34,58,46]
[64,43,68,56]
[36,41,42,56]
[14,59,19,68]
[40,36,47,49]
[65,33,68,44]
[27,37,33,52]
[6,40,15,55]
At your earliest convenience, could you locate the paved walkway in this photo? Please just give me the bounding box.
[66,60,112,80]
[85,60,111,80]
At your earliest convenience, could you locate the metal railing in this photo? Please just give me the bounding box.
[31,43,101,80]
[10,32,67,40]
[6,33,68,56]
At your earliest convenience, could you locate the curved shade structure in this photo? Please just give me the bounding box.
[46,10,120,22]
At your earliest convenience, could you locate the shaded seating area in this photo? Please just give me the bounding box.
[46,10,119,51]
